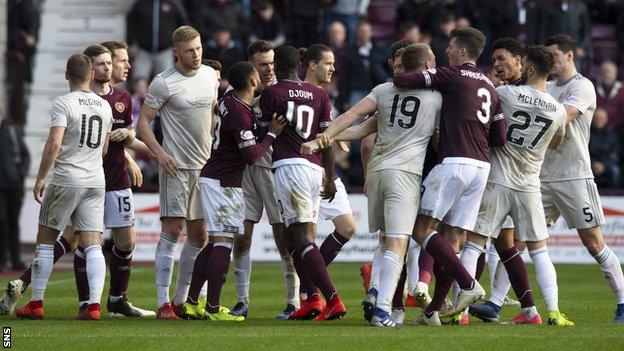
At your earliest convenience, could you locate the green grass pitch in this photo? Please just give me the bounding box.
[1,263,623,350]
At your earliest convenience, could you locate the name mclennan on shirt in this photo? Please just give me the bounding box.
[517,93,558,112]
[79,98,103,107]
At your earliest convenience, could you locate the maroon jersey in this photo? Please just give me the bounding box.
[201,93,276,187]
[101,87,133,191]
[394,63,506,163]
[258,79,332,169]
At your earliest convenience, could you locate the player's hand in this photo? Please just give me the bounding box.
[321,178,337,202]
[337,141,350,153]
[157,151,179,177]
[316,133,332,149]
[126,156,144,188]
[33,179,45,204]
[268,113,287,135]
[300,140,320,155]
[109,128,132,142]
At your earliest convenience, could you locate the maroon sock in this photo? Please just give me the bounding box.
[109,246,133,298]
[418,248,434,284]
[425,234,474,289]
[292,248,320,297]
[301,244,337,301]
[74,246,90,302]
[187,243,213,304]
[206,245,231,313]
[499,247,535,308]
[425,262,454,315]
[320,231,349,266]
[475,251,486,281]
[20,236,72,291]
[392,263,407,309]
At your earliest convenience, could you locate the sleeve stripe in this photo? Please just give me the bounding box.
[319,121,331,128]
[423,71,432,87]
[238,140,256,149]
[257,121,269,127]
[493,113,505,122]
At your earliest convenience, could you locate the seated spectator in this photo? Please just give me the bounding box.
[250,1,285,48]
[430,12,456,67]
[326,21,348,87]
[596,60,624,130]
[323,0,370,45]
[396,0,435,36]
[203,27,245,90]
[590,108,621,188]
[198,0,248,43]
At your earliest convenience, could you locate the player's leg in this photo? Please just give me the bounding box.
[319,178,356,265]
[15,184,77,319]
[72,188,107,320]
[172,218,206,307]
[361,172,385,321]
[203,234,243,321]
[231,220,253,314]
[272,222,300,319]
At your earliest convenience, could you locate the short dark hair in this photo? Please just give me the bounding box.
[391,39,415,60]
[66,53,92,84]
[545,34,576,55]
[83,44,111,60]
[202,59,222,71]
[247,40,273,59]
[492,37,523,57]
[300,44,332,69]
[274,45,300,74]
[449,27,486,60]
[524,45,555,77]
[100,41,128,58]
[228,62,257,91]
[401,43,432,72]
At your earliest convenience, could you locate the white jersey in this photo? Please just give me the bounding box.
[49,91,113,188]
[490,85,567,192]
[145,64,218,170]
[365,82,441,175]
[541,74,596,181]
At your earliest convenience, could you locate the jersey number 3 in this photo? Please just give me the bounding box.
[286,101,314,139]
[79,114,103,148]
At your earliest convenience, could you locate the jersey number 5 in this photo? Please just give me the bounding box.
[286,101,314,139]
[79,114,103,148]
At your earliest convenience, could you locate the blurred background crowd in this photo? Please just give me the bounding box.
[4,1,624,269]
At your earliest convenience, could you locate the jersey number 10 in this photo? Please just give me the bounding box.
[79,114,103,148]
[286,101,315,139]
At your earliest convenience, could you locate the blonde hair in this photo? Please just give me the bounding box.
[172,26,200,45]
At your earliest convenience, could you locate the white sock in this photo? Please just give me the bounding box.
[522,305,539,319]
[31,244,54,301]
[529,247,559,311]
[489,260,511,307]
[452,281,460,305]
[233,249,252,304]
[370,244,385,291]
[593,245,624,304]
[155,233,177,307]
[173,239,203,306]
[280,254,300,308]
[377,249,404,313]
[85,245,106,305]
[406,239,420,294]
[200,282,207,298]
[487,244,500,291]
[460,240,484,279]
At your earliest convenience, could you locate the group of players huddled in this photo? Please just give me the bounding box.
[1,23,623,327]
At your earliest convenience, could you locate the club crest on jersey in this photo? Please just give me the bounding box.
[115,102,126,113]
[426,68,437,75]
[240,130,254,141]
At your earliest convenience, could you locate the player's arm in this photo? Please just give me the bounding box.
[333,115,378,141]
[33,126,65,203]
[102,132,110,157]
[109,126,135,145]
[239,113,286,164]
[393,67,452,89]
[548,124,566,150]
[561,83,594,123]
[320,138,337,202]
[324,97,377,139]
[125,139,157,160]
[361,132,375,174]
[488,100,507,147]
[138,77,178,176]
[124,150,143,187]
[563,105,582,123]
